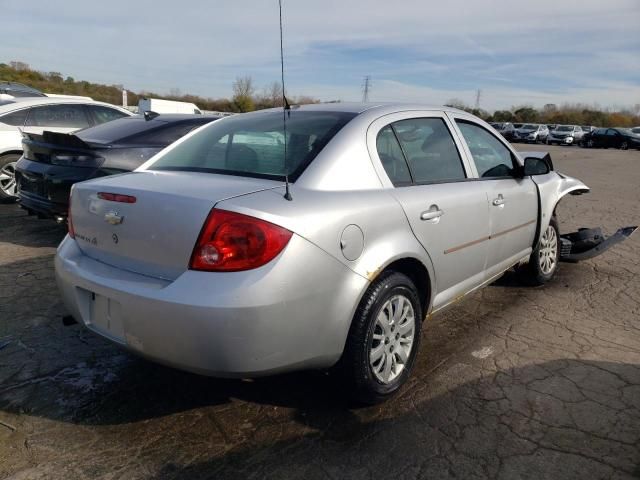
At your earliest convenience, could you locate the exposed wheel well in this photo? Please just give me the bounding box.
[382,258,431,319]
[0,150,23,158]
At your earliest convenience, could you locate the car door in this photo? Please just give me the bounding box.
[23,103,91,135]
[605,129,621,148]
[450,115,538,278]
[369,112,490,310]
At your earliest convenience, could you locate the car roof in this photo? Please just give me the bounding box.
[0,97,108,110]
[252,101,470,117]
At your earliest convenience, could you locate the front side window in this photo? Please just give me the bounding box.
[149,111,355,180]
[456,120,516,178]
[0,109,28,126]
[25,104,90,128]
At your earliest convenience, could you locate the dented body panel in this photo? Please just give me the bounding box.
[531,170,590,248]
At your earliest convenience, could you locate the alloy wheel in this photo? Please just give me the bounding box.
[620,141,628,150]
[369,294,415,384]
[539,225,558,275]
[0,161,17,197]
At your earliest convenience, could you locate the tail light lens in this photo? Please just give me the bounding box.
[190,209,292,272]
[68,194,75,238]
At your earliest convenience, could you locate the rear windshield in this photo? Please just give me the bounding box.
[77,117,167,144]
[148,110,356,181]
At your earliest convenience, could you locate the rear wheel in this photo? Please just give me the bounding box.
[0,154,20,200]
[518,218,559,286]
[620,141,628,150]
[339,271,422,404]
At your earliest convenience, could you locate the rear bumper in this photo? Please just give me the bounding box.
[15,157,95,218]
[55,235,368,377]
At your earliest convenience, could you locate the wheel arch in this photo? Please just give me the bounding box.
[0,149,23,158]
[367,256,433,321]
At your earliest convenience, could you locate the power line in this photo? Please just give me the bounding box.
[362,75,371,103]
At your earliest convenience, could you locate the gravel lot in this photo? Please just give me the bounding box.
[1,145,639,480]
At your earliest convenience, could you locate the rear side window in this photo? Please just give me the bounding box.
[149,111,355,180]
[376,126,412,186]
[392,118,466,184]
[456,120,516,178]
[88,105,128,125]
[0,109,28,126]
[25,104,90,128]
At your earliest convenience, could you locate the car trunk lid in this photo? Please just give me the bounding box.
[70,170,282,280]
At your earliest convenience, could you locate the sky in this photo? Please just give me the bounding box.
[2,0,639,111]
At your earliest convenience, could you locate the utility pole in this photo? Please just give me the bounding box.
[475,89,482,110]
[362,76,371,103]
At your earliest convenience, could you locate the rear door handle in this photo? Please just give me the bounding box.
[420,207,444,221]
[492,194,505,206]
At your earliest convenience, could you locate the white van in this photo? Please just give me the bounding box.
[138,98,202,115]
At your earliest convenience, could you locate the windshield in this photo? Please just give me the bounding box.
[148,110,356,181]
[521,124,537,130]
[556,126,573,132]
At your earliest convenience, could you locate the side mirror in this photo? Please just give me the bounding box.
[523,156,551,176]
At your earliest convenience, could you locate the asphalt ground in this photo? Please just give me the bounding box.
[1,144,639,479]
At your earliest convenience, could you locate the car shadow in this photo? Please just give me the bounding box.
[148,359,638,479]
[0,203,66,249]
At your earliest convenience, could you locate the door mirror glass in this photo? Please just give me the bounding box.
[523,156,550,176]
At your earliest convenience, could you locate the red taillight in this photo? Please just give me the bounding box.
[190,209,292,272]
[98,192,137,203]
[68,195,75,238]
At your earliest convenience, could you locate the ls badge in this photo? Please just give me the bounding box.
[104,211,124,225]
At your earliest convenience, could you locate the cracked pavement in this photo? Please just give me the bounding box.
[0,145,639,479]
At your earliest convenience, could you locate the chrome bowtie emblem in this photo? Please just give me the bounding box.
[104,211,124,225]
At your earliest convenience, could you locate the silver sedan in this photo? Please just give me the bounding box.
[55,103,634,403]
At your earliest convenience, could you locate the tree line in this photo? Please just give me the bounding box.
[445,98,640,128]
[1,61,320,112]
[2,61,638,126]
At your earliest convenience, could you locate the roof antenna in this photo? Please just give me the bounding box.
[279,0,293,201]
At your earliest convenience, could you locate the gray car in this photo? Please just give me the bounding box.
[547,125,585,146]
[55,103,635,403]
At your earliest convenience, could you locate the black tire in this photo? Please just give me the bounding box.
[518,218,560,286]
[620,141,628,150]
[0,153,20,200]
[338,271,423,404]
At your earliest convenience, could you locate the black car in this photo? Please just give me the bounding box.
[489,122,516,140]
[15,114,219,219]
[581,127,640,150]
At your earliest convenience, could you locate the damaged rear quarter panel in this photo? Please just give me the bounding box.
[531,171,590,246]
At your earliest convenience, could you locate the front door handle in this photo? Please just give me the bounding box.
[492,194,505,206]
[420,206,444,221]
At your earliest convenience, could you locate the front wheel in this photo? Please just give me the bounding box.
[518,218,559,286]
[339,271,422,404]
[620,141,628,150]
[0,153,20,200]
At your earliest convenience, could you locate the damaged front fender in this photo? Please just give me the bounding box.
[531,170,590,249]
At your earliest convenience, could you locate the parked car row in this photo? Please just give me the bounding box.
[0,97,132,199]
[16,113,218,218]
[489,121,639,150]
